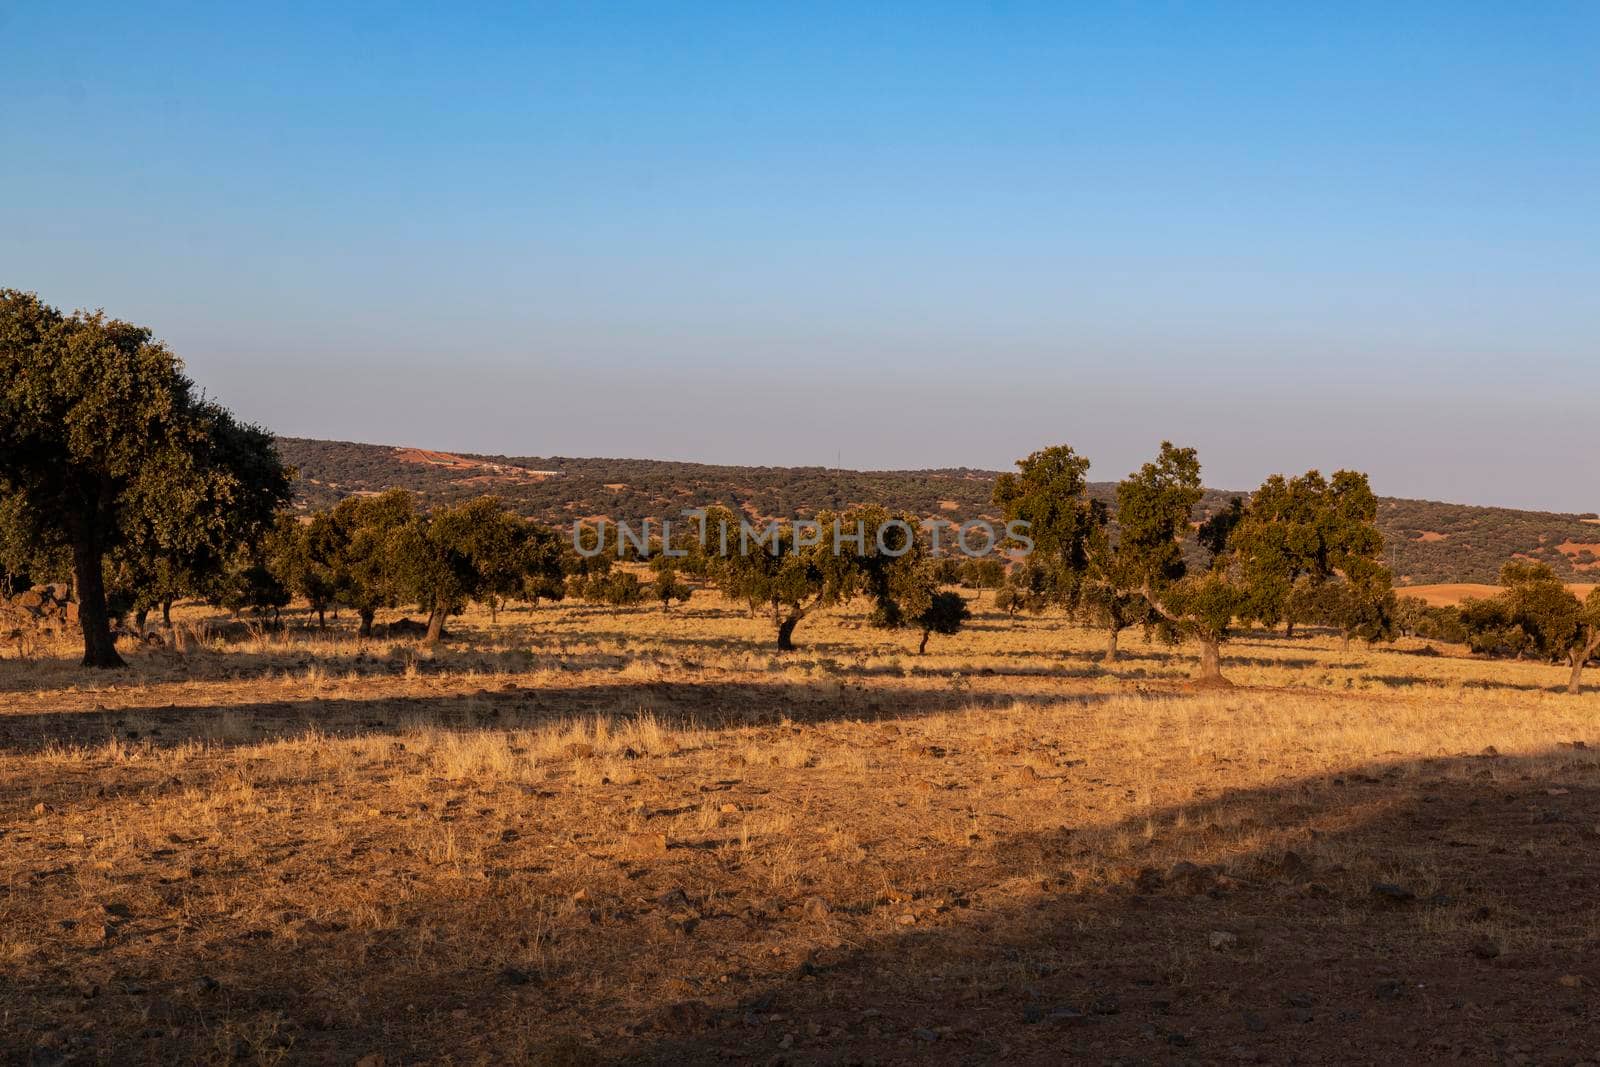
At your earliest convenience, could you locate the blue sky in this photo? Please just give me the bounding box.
[3,3,1596,509]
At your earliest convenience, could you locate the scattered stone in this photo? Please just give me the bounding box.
[192,975,220,994]
[802,896,831,920]
[498,966,536,986]
[655,999,714,1033]
[1243,1011,1267,1033]
[625,832,669,858]
[1468,935,1501,960]
[1208,930,1239,951]
[1134,866,1165,893]
[1558,975,1583,989]
[1047,1008,1092,1027]
[896,913,916,926]
[1370,883,1416,905]
[912,1027,939,1042]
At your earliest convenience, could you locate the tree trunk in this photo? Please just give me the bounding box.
[1104,625,1120,665]
[134,608,149,632]
[316,605,326,630]
[162,599,173,628]
[918,630,930,655]
[776,613,801,651]
[1571,632,1600,695]
[1196,637,1228,686]
[488,596,498,623]
[358,608,375,638]
[71,535,124,668]
[1285,618,1296,639]
[424,606,447,643]
[1340,631,1352,654]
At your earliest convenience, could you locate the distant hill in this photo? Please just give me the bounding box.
[275,436,1600,586]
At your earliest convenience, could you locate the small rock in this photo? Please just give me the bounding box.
[1243,1011,1267,1033]
[896,913,916,926]
[192,975,220,994]
[1370,883,1416,905]
[1208,930,1239,951]
[1558,975,1583,989]
[625,832,669,857]
[499,966,536,986]
[912,1027,939,1042]
[1468,935,1500,960]
[802,896,831,920]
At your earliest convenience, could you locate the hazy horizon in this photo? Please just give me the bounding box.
[5,4,1596,512]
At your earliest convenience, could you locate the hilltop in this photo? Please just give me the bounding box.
[276,436,1599,586]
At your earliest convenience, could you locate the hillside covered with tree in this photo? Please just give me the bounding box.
[276,437,1599,586]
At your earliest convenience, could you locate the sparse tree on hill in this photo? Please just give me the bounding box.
[0,290,290,666]
[651,563,693,611]
[520,524,568,608]
[992,445,1100,617]
[912,589,970,654]
[1111,442,1249,683]
[1494,561,1600,694]
[331,490,416,637]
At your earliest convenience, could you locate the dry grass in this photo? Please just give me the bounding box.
[2,594,1598,1064]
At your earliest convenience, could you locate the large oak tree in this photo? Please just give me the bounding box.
[0,291,289,666]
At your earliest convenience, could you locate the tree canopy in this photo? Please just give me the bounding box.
[0,290,289,665]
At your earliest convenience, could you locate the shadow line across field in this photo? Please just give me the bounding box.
[0,680,1118,754]
[7,748,1596,1063]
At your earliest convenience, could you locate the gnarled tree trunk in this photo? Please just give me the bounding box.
[1104,625,1120,665]
[918,629,931,655]
[358,608,375,638]
[1570,629,1600,695]
[424,606,447,643]
[71,533,123,668]
[776,612,802,651]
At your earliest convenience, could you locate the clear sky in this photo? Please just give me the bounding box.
[4,3,1596,510]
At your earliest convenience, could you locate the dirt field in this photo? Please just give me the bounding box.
[3,594,1598,1065]
[1400,582,1597,607]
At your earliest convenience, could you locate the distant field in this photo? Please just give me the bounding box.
[1401,582,1598,606]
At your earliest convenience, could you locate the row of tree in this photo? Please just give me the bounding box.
[984,442,1395,683]
[3,293,1594,690]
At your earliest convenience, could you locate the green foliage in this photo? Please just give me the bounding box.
[911,589,971,654]
[651,564,693,610]
[582,569,644,607]
[992,445,1099,609]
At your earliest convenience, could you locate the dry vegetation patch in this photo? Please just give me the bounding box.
[3,595,1598,1064]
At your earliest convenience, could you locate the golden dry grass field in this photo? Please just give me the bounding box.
[3,593,1599,1065]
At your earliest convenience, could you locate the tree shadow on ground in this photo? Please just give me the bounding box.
[7,745,1598,1064]
[0,680,1118,755]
